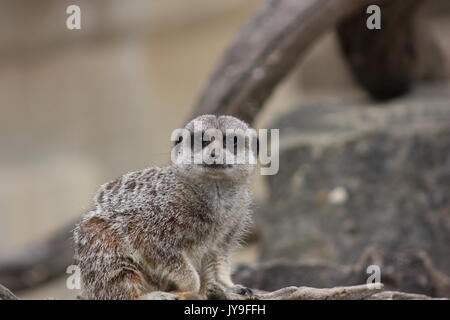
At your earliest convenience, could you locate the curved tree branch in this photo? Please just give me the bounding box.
[140,284,446,300]
[193,0,374,124]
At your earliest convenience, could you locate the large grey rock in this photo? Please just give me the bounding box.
[260,85,450,278]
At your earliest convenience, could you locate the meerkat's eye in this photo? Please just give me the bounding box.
[174,135,183,146]
[202,132,213,148]
[246,136,259,156]
[191,132,212,149]
[224,135,239,154]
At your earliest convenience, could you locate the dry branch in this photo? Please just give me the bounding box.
[193,0,374,124]
[0,284,18,300]
[141,284,445,300]
[249,284,382,300]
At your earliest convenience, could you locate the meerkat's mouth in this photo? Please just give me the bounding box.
[202,163,232,169]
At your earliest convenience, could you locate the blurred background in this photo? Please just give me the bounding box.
[0,0,449,299]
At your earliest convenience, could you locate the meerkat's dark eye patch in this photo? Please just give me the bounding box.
[173,130,191,147]
[246,135,259,157]
[202,131,213,148]
[224,134,243,155]
[190,131,215,150]
[174,135,183,146]
[202,129,224,149]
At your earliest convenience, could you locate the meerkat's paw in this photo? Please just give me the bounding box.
[205,282,228,300]
[227,284,254,297]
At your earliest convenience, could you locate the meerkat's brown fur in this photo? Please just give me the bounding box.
[73,115,256,299]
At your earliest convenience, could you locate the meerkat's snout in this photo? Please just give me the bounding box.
[201,136,226,166]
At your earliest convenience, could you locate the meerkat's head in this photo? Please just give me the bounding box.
[171,114,258,182]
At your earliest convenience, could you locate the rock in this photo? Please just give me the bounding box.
[233,260,358,291]
[259,84,450,293]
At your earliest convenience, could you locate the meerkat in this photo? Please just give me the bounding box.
[73,114,258,300]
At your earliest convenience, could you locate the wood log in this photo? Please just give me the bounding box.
[193,0,373,124]
[139,283,446,300]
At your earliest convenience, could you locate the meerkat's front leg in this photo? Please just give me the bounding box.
[215,253,253,297]
[200,252,226,299]
[201,252,253,299]
[160,252,201,293]
[215,254,234,288]
[138,250,201,300]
